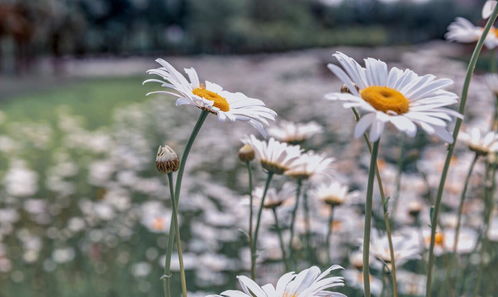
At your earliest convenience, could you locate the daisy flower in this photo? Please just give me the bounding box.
[268,120,323,144]
[285,151,334,180]
[445,17,498,49]
[242,135,302,174]
[325,52,461,142]
[315,181,355,207]
[482,0,497,19]
[253,183,294,209]
[368,230,421,269]
[144,59,277,133]
[459,128,498,155]
[209,265,346,297]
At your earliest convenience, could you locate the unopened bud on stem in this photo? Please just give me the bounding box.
[156,145,179,174]
[238,144,255,162]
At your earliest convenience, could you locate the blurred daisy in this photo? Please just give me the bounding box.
[253,183,294,209]
[459,128,498,155]
[483,1,497,19]
[242,135,302,174]
[145,59,277,133]
[285,151,334,180]
[484,73,498,95]
[445,17,498,49]
[268,121,323,144]
[326,52,460,142]
[210,265,346,297]
[368,230,421,269]
[315,181,355,207]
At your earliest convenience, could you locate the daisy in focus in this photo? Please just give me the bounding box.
[325,52,461,142]
[242,135,302,174]
[209,265,346,297]
[268,120,323,144]
[144,59,277,133]
[459,128,498,155]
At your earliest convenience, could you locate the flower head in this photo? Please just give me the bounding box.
[209,265,346,297]
[459,128,498,155]
[368,230,421,269]
[445,17,498,49]
[268,121,323,144]
[315,181,354,207]
[326,52,461,142]
[145,60,277,134]
[253,183,294,209]
[285,151,334,180]
[155,145,179,174]
[242,135,302,174]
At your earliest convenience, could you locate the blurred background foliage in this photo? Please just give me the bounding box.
[0,0,483,74]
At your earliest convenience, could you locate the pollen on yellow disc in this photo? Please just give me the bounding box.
[360,86,410,114]
[193,87,230,112]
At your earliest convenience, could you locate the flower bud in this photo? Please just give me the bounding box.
[156,145,179,174]
[238,144,255,162]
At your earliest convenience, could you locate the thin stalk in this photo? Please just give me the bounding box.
[163,110,208,297]
[302,188,314,264]
[325,205,335,264]
[288,178,303,264]
[363,140,380,297]
[473,163,497,297]
[246,161,256,279]
[447,153,479,297]
[251,172,274,277]
[167,173,188,297]
[425,6,498,297]
[352,108,399,297]
[271,208,290,271]
[392,136,405,215]
[452,153,479,254]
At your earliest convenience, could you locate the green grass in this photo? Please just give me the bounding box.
[0,76,150,129]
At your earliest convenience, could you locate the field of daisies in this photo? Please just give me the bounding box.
[2,3,498,297]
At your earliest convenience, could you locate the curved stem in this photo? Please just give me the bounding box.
[163,110,208,297]
[246,161,256,279]
[425,6,498,297]
[326,206,335,264]
[168,173,188,297]
[363,139,380,297]
[288,178,302,265]
[352,108,399,297]
[271,208,289,271]
[251,172,274,277]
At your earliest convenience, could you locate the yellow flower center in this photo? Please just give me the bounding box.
[360,86,410,114]
[193,87,230,112]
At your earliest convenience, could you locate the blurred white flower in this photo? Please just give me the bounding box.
[4,160,38,197]
[482,0,497,19]
[285,151,334,180]
[445,17,498,49]
[268,120,322,144]
[459,128,498,155]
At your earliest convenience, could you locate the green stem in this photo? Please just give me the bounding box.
[447,153,479,297]
[251,172,274,277]
[246,161,255,279]
[473,163,497,297]
[167,174,188,297]
[452,153,479,254]
[302,187,314,264]
[392,136,405,215]
[363,139,380,297]
[271,208,289,271]
[352,108,399,297]
[288,178,302,265]
[425,6,498,297]
[163,110,208,297]
[326,205,335,264]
